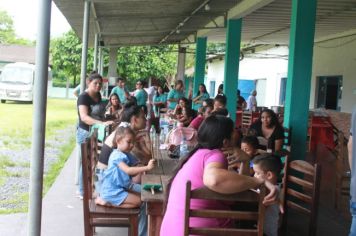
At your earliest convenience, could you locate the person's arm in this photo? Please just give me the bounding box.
[274,139,284,152]
[203,162,278,205]
[118,159,155,176]
[348,135,353,171]
[192,94,203,103]
[167,90,177,103]
[73,86,80,98]
[78,105,113,126]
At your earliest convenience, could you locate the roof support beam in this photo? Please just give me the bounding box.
[196,0,275,38]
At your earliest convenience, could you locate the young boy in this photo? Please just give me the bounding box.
[252,154,282,236]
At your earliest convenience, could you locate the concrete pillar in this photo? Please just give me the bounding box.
[177,46,186,84]
[93,33,99,71]
[193,37,207,96]
[223,19,242,123]
[28,0,51,234]
[79,0,90,93]
[284,0,317,160]
[108,47,118,87]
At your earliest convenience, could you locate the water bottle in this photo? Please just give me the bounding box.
[179,137,189,158]
[150,125,155,142]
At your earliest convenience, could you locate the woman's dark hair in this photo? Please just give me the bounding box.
[203,98,214,109]
[218,84,223,93]
[178,97,189,107]
[155,85,163,97]
[87,71,102,82]
[211,108,228,117]
[241,135,259,149]
[107,93,121,109]
[175,80,183,88]
[196,83,207,97]
[259,109,280,128]
[214,94,227,106]
[163,115,234,212]
[121,103,143,123]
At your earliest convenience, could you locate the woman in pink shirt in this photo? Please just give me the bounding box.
[160,115,278,236]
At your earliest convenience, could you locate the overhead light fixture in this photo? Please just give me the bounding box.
[205,4,210,11]
[176,29,180,34]
[179,22,184,27]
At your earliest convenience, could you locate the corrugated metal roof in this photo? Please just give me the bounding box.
[53,0,356,46]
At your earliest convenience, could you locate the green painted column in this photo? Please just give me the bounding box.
[223,19,242,123]
[193,37,207,96]
[284,0,317,160]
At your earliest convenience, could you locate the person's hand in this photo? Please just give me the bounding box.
[222,147,251,163]
[262,180,279,206]
[146,159,156,170]
[104,120,114,126]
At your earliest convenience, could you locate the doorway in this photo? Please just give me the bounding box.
[316,76,342,110]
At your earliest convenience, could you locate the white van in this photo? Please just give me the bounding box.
[0,62,51,103]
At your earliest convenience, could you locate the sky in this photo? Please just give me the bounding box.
[0,0,71,40]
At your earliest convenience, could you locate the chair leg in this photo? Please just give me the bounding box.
[129,215,139,236]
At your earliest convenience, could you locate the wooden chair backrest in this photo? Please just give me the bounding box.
[241,111,253,135]
[282,159,321,236]
[184,181,266,236]
[82,129,99,207]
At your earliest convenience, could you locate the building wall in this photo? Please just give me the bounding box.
[206,46,288,107]
[311,35,356,112]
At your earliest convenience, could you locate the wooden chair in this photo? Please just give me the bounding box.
[333,131,350,211]
[241,111,253,135]
[281,159,321,236]
[81,129,140,236]
[183,181,266,236]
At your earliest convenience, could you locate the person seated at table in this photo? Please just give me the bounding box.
[228,135,261,175]
[189,105,213,130]
[96,126,155,236]
[215,83,224,97]
[211,108,229,117]
[105,93,123,122]
[133,80,148,109]
[248,109,284,152]
[192,83,210,111]
[160,115,278,236]
[97,103,152,184]
[110,77,131,104]
[252,154,283,236]
[213,94,227,112]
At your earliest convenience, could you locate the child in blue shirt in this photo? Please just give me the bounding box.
[96,126,155,236]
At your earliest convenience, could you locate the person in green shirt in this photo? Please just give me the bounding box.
[167,80,184,110]
[153,85,167,118]
[134,80,148,108]
[110,77,130,104]
[192,83,210,111]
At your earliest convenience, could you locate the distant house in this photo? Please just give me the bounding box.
[0,44,36,71]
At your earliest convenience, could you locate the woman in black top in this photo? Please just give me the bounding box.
[76,72,113,197]
[248,109,284,152]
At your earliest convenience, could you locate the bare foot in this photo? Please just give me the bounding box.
[95,197,107,206]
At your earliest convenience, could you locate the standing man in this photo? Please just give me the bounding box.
[110,77,130,104]
[246,90,258,112]
[349,105,356,236]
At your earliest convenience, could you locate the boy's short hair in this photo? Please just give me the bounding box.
[214,94,227,106]
[241,135,259,149]
[252,154,282,176]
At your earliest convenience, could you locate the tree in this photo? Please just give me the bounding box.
[50,30,93,87]
[0,10,33,45]
[50,30,178,88]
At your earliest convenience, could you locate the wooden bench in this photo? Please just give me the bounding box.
[81,129,140,236]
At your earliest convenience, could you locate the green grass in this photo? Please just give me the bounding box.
[0,98,77,214]
[0,99,77,148]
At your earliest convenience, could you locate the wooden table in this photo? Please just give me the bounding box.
[141,135,179,236]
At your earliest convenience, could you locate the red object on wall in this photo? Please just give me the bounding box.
[309,116,335,152]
